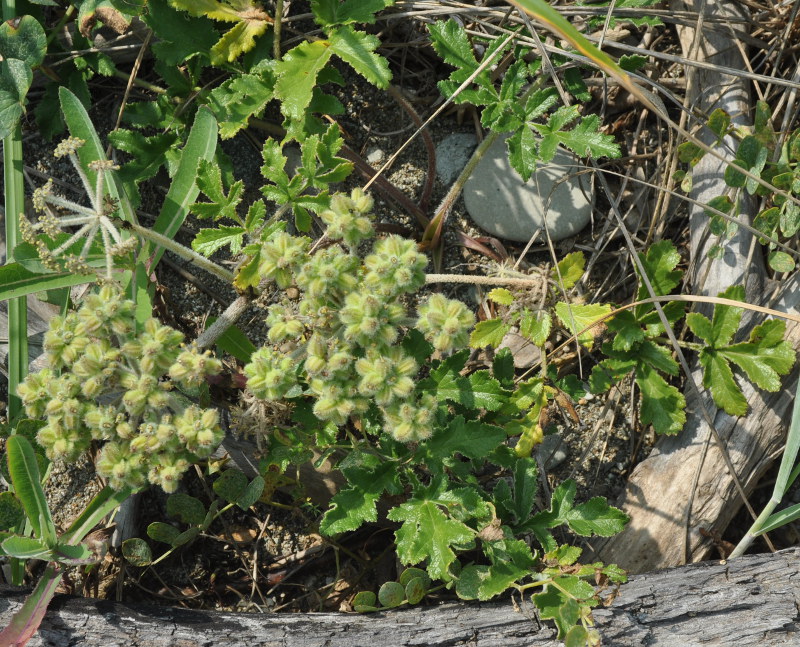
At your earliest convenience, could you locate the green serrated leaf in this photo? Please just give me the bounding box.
[488,287,514,306]
[147,0,218,66]
[566,497,628,536]
[192,226,246,256]
[533,587,581,638]
[210,16,270,65]
[470,319,511,349]
[388,494,474,580]
[553,251,585,290]
[636,365,686,434]
[533,110,620,161]
[719,320,795,392]
[328,25,391,88]
[423,415,506,464]
[637,239,683,299]
[700,349,747,416]
[554,302,612,348]
[312,0,394,27]
[275,40,333,120]
[619,53,648,72]
[608,310,644,352]
[519,309,551,347]
[320,462,401,535]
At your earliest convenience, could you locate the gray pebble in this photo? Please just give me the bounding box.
[436,132,477,185]
[539,434,568,470]
[463,136,592,242]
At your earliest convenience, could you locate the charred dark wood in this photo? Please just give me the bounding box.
[2,549,799,646]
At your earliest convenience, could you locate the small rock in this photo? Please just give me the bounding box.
[498,330,542,369]
[365,146,385,165]
[463,136,592,242]
[436,132,477,185]
[538,434,568,470]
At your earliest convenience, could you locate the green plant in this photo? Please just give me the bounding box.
[16,284,224,492]
[0,433,132,645]
[677,101,800,273]
[121,469,266,567]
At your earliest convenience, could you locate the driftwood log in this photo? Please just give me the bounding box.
[1,549,800,646]
[593,0,799,573]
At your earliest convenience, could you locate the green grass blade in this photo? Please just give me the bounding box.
[6,435,56,546]
[758,502,800,536]
[142,106,218,271]
[58,87,136,224]
[4,121,27,423]
[0,263,97,300]
[773,375,800,497]
[61,486,133,545]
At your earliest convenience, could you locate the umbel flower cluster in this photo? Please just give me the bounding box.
[18,137,135,281]
[17,285,224,492]
[243,188,475,442]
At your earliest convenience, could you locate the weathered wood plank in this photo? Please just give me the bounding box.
[2,549,799,646]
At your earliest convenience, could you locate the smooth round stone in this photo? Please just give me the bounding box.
[436,132,477,185]
[463,137,592,242]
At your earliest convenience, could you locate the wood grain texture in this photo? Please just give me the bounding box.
[592,0,799,573]
[2,549,800,646]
